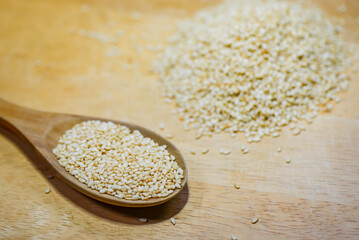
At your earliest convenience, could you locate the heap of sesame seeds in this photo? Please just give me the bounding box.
[154,0,352,142]
[53,120,184,200]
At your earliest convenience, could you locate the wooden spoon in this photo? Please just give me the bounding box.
[0,98,188,207]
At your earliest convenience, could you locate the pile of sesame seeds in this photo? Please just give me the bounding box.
[154,0,352,142]
[53,120,184,200]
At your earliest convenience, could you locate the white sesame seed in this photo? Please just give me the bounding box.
[220,149,231,155]
[159,123,165,130]
[166,134,173,139]
[292,129,301,136]
[139,218,148,223]
[272,132,280,138]
[52,121,184,201]
[153,0,352,141]
[242,148,249,154]
[277,147,282,153]
[81,4,90,12]
[298,125,306,131]
[132,12,141,20]
[45,188,51,194]
[286,158,291,164]
[201,148,209,154]
[189,149,196,155]
[251,217,259,224]
[234,184,240,189]
[338,4,347,13]
[232,235,237,240]
[170,217,176,225]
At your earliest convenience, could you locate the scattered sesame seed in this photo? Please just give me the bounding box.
[139,218,148,223]
[242,148,249,154]
[165,98,172,104]
[292,129,301,136]
[338,4,347,13]
[189,149,196,155]
[299,125,306,131]
[108,21,115,28]
[132,12,141,20]
[234,184,240,189]
[45,188,51,194]
[170,217,176,225]
[272,132,280,138]
[289,123,296,130]
[232,235,237,240]
[220,149,231,155]
[286,158,291,164]
[81,4,90,12]
[166,134,173,139]
[277,147,282,153]
[117,30,124,37]
[201,148,209,154]
[251,217,259,224]
[159,123,165,130]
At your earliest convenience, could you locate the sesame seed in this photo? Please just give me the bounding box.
[220,149,231,155]
[234,184,240,189]
[292,129,301,136]
[166,134,173,139]
[201,148,209,154]
[272,132,280,138]
[52,121,184,201]
[159,123,165,130]
[286,158,291,164]
[277,147,282,153]
[153,0,352,142]
[170,217,176,225]
[132,12,141,20]
[81,4,90,12]
[338,4,347,13]
[251,217,259,224]
[45,188,51,194]
[299,125,306,131]
[232,235,237,240]
[139,218,148,223]
[189,149,196,155]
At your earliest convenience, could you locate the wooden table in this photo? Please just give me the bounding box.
[0,0,358,239]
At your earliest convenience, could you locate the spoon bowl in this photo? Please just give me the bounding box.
[0,98,187,207]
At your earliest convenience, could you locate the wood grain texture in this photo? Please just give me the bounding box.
[0,0,358,239]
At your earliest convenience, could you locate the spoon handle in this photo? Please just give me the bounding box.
[0,98,56,145]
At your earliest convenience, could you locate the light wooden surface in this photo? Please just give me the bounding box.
[0,0,358,239]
